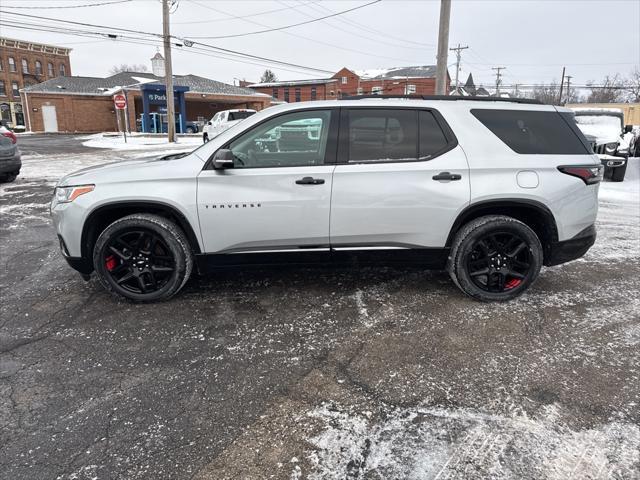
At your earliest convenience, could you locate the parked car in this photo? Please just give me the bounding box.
[0,124,21,183]
[52,96,602,302]
[571,108,631,181]
[202,109,256,143]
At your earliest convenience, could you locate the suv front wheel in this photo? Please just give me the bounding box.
[448,215,543,301]
[93,214,193,302]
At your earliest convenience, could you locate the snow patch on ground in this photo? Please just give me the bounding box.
[81,133,201,151]
[303,402,640,480]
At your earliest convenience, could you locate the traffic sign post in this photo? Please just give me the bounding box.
[113,94,128,143]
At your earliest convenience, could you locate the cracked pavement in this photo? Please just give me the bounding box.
[0,136,639,479]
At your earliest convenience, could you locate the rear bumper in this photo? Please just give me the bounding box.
[0,154,21,173]
[545,224,596,266]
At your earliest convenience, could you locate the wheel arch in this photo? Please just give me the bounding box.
[446,199,559,263]
[81,201,202,262]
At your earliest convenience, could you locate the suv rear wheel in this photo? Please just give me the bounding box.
[93,214,193,302]
[448,215,543,301]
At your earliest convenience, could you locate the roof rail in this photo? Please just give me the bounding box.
[340,94,542,105]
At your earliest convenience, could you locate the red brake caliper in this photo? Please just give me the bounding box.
[105,255,117,271]
[505,278,522,290]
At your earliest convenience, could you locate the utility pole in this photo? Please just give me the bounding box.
[492,66,506,96]
[558,66,566,105]
[435,0,451,95]
[162,0,176,143]
[449,43,468,94]
[565,75,573,104]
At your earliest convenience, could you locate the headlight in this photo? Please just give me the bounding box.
[605,142,617,153]
[54,185,95,203]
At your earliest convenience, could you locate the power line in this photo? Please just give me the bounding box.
[492,66,506,94]
[1,0,131,9]
[173,1,317,25]
[186,0,382,39]
[449,44,469,92]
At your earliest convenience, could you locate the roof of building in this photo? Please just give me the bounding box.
[22,71,267,97]
[151,52,164,60]
[247,78,337,88]
[355,65,438,79]
[0,36,71,55]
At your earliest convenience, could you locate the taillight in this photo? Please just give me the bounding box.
[557,165,603,185]
[2,131,17,144]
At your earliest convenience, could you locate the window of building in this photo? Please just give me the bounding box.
[0,81,5,96]
[330,90,335,96]
[11,82,20,97]
[0,59,3,72]
[227,109,332,168]
[419,111,448,158]
[272,88,278,99]
[347,109,418,163]
[371,86,383,95]
[311,87,317,101]
[0,103,11,123]
[22,59,29,74]
[35,60,43,75]
[471,109,590,155]
[294,87,301,102]
[342,76,347,85]
[8,57,16,72]
[405,84,416,95]
[356,87,363,95]
[284,87,289,102]
[48,62,54,77]
[59,64,66,76]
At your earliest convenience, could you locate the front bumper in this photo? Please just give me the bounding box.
[545,224,596,266]
[57,235,93,278]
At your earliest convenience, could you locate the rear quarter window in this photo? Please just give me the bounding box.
[471,109,590,155]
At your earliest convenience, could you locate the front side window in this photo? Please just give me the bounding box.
[22,59,29,74]
[35,60,43,75]
[347,109,417,163]
[471,109,590,155]
[8,57,16,72]
[227,109,332,168]
[48,62,54,76]
[228,111,255,121]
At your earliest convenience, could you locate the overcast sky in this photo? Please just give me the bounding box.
[1,0,638,90]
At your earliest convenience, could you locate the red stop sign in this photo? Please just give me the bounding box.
[113,94,127,109]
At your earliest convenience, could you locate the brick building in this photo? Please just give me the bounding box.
[21,69,271,133]
[245,65,447,102]
[0,37,72,130]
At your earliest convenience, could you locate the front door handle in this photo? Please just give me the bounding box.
[295,177,325,185]
[432,172,462,181]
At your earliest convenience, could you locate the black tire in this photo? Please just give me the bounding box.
[93,214,193,302]
[186,126,196,134]
[202,133,209,143]
[0,172,18,183]
[448,215,543,302]
[610,160,628,182]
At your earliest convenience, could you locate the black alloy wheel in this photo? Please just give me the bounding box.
[103,229,175,295]
[466,231,531,293]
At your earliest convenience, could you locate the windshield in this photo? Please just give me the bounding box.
[574,114,622,140]
[228,111,256,121]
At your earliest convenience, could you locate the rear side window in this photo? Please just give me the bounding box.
[419,111,448,158]
[471,109,590,155]
[348,109,417,162]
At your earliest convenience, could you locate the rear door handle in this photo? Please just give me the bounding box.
[432,172,462,181]
[295,177,325,185]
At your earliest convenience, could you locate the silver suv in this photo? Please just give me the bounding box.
[51,96,602,302]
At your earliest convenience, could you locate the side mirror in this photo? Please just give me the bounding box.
[624,125,633,133]
[207,121,212,126]
[212,149,234,169]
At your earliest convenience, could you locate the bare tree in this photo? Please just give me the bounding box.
[529,81,561,105]
[109,64,149,75]
[260,69,277,83]
[625,67,640,102]
[586,74,624,103]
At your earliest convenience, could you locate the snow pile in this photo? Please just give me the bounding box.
[303,403,640,479]
[82,133,201,151]
[599,156,640,204]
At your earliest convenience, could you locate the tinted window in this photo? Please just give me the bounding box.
[228,110,332,168]
[348,109,417,162]
[471,109,590,155]
[419,111,448,158]
[228,111,255,121]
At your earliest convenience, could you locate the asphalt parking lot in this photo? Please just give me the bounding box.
[1,136,639,479]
